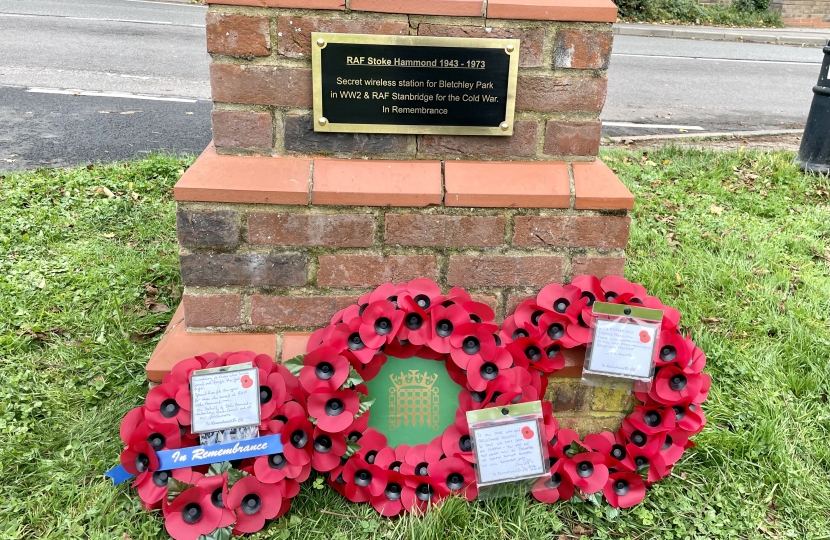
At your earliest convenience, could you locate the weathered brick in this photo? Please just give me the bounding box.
[210,64,312,107]
[516,76,607,112]
[385,214,504,247]
[418,120,538,157]
[544,378,592,412]
[177,209,239,248]
[180,253,306,287]
[447,256,564,287]
[284,114,408,154]
[506,293,535,316]
[591,386,637,412]
[417,23,544,67]
[544,120,601,156]
[569,256,626,280]
[212,110,273,150]
[206,13,270,57]
[251,295,360,326]
[277,17,408,58]
[553,29,613,69]
[248,213,375,247]
[317,255,437,287]
[183,294,242,327]
[512,215,630,249]
[557,413,627,438]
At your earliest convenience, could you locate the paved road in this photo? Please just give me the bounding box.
[0,0,824,169]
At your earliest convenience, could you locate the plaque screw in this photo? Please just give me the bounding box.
[506,44,515,53]
[317,38,326,47]
[318,117,328,126]
[500,122,509,131]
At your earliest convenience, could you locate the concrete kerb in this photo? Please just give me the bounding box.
[603,128,804,143]
[613,23,829,46]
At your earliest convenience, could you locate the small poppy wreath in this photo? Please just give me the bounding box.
[118,351,313,540]
[117,276,710,537]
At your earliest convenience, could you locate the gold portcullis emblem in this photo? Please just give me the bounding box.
[388,370,440,431]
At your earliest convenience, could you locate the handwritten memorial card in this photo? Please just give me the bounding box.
[190,364,261,434]
[588,319,658,379]
[473,420,545,485]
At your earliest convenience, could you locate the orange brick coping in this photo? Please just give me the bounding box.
[204,0,618,23]
[148,322,585,380]
[146,304,277,382]
[175,143,633,210]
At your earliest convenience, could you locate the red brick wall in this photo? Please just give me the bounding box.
[204,6,614,160]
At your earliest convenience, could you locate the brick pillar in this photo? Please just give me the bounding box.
[149,0,635,434]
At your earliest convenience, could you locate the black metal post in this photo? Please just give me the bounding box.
[796,40,830,174]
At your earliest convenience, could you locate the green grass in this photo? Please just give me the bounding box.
[617,0,784,27]
[1,148,829,539]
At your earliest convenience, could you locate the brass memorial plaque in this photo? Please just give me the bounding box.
[311,33,520,136]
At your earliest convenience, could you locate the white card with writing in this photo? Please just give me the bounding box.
[473,420,546,485]
[587,319,657,379]
[190,363,261,434]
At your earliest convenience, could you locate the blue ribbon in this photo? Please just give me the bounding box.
[105,434,284,485]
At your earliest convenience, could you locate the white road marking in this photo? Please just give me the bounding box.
[612,53,821,66]
[26,87,198,103]
[120,0,206,7]
[603,122,705,130]
[0,12,204,27]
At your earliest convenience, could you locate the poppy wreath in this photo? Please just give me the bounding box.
[118,350,317,540]
[284,276,710,515]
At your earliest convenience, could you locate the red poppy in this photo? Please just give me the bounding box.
[449,323,498,370]
[532,460,574,503]
[119,407,146,444]
[134,467,197,506]
[331,318,377,364]
[168,356,207,387]
[603,471,646,508]
[145,382,189,427]
[360,300,404,349]
[195,473,235,529]
[370,470,409,516]
[462,300,496,325]
[120,440,159,476]
[651,366,705,404]
[308,389,360,434]
[659,427,690,466]
[656,330,691,367]
[402,443,443,477]
[129,421,182,453]
[584,431,636,473]
[621,419,666,458]
[310,427,348,472]
[513,298,547,330]
[625,445,670,484]
[395,294,432,346]
[406,278,445,310]
[426,304,470,354]
[384,338,422,359]
[562,452,609,494]
[429,457,477,501]
[254,450,306,483]
[300,346,350,394]
[280,415,313,467]
[642,296,681,331]
[507,336,563,374]
[441,421,474,463]
[537,283,582,315]
[227,475,283,534]
[537,311,580,349]
[401,474,449,514]
[344,457,386,502]
[671,401,707,434]
[549,428,586,459]
[571,275,605,308]
[627,406,677,435]
[165,486,223,540]
[466,347,513,392]
[355,428,388,465]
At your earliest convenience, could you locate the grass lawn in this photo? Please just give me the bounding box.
[1,148,829,539]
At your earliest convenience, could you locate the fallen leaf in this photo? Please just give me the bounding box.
[102,233,115,238]
[130,192,140,201]
[144,283,159,297]
[102,187,115,198]
[129,326,164,343]
[710,204,724,215]
[148,303,170,313]
[701,317,721,323]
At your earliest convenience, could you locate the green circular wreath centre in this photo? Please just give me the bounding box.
[363,356,463,448]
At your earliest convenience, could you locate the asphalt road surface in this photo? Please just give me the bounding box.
[0,0,825,169]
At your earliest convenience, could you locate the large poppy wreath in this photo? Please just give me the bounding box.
[117,276,709,539]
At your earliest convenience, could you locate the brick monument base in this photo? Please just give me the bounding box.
[148,0,638,434]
